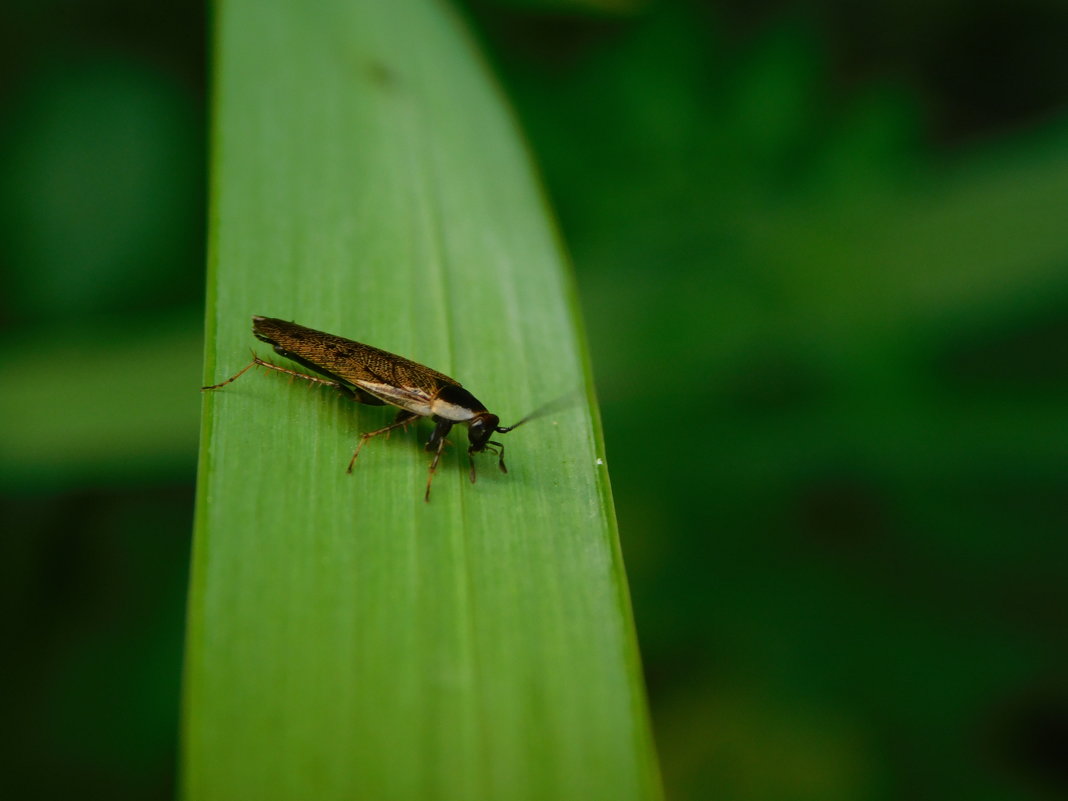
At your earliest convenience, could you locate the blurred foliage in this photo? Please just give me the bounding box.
[4,0,1068,799]
[1,2,205,799]
[0,311,202,487]
[1,58,200,319]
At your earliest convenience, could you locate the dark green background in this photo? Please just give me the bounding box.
[3,1,1067,799]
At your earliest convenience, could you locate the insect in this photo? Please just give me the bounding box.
[203,316,531,501]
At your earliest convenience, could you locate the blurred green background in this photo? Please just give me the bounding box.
[3,1,1067,799]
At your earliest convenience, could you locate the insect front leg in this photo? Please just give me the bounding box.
[346,411,421,473]
[489,441,508,474]
[468,440,508,484]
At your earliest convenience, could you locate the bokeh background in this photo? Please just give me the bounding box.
[3,1,1067,799]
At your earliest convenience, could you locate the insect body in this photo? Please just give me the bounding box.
[203,316,524,501]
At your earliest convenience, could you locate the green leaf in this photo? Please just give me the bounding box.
[183,2,662,801]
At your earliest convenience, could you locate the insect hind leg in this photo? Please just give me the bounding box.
[201,359,259,391]
[202,352,345,393]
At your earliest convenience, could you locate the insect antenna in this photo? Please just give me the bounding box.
[495,389,580,433]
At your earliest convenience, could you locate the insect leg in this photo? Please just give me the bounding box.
[202,353,343,393]
[425,419,453,453]
[469,441,507,484]
[425,434,449,503]
[201,360,259,390]
[385,408,416,440]
[346,411,420,473]
[489,441,507,474]
[423,419,454,502]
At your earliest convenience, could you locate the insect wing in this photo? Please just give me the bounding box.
[252,317,459,415]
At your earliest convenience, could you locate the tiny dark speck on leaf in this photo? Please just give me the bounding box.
[365,60,397,89]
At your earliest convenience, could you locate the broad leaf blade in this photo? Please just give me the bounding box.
[183,2,662,800]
